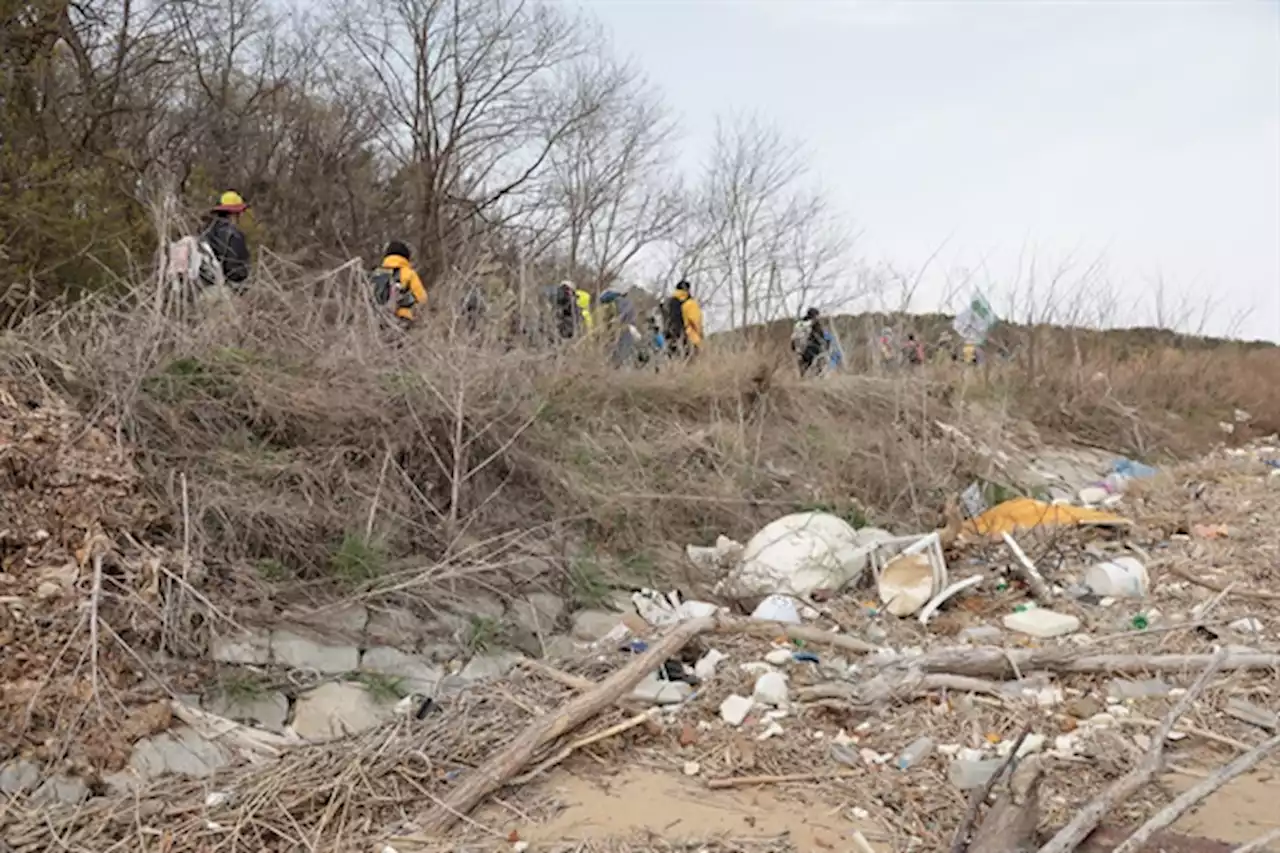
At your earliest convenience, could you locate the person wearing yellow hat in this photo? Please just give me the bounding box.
[201,190,251,291]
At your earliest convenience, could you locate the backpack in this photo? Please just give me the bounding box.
[371,266,416,310]
[165,235,222,292]
[663,296,685,341]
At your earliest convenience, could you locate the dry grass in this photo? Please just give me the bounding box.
[1,257,1274,618]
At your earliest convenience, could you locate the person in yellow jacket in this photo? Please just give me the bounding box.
[664,280,703,357]
[574,286,594,333]
[373,241,427,328]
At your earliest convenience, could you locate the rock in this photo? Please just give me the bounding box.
[605,589,639,613]
[35,580,61,600]
[764,649,793,665]
[1108,678,1172,701]
[509,593,567,635]
[0,760,40,795]
[571,609,625,642]
[129,726,233,779]
[752,671,790,707]
[958,625,1003,644]
[540,634,579,660]
[31,775,88,805]
[361,647,444,696]
[1002,609,1081,639]
[204,690,290,732]
[458,650,524,683]
[720,694,754,726]
[1065,696,1104,719]
[211,630,270,665]
[949,758,1006,790]
[271,630,359,673]
[365,607,429,648]
[291,682,394,741]
[631,674,692,705]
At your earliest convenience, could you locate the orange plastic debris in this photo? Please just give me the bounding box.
[962,497,1130,539]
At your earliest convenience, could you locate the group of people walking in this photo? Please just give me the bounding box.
[180,190,973,379]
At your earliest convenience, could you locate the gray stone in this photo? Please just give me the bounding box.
[1107,678,1172,701]
[31,775,88,805]
[504,625,544,659]
[605,589,639,614]
[291,682,394,742]
[284,604,369,640]
[509,593,567,635]
[459,650,525,683]
[211,631,270,665]
[571,609,625,642]
[271,630,359,673]
[365,607,430,649]
[204,690,290,733]
[360,646,444,695]
[129,726,233,780]
[0,760,40,795]
[541,635,580,661]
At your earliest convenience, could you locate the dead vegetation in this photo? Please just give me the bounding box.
[1,261,1279,851]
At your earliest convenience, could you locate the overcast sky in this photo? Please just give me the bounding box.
[581,0,1280,341]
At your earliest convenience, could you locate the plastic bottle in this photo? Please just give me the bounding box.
[896,736,934,770]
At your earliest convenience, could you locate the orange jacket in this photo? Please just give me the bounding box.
[380,254,427,321]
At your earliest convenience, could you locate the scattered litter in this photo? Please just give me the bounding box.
[1002,608,1081,638]
[895,736,934,770]
[719,695,753,726]
[720,512,872,600]
[738,661,775,677]
[752,671,790,707]
[1225,699,1278,731]
[632,589,719,628]
[960,482,988,518]
[996,733,1045,758]
[682,760,700,776]
[751,594,802,624]
[764,648,793,665]
[756,722,784,741]
[1230,617,1264,635]
[1085,556,1149,599]
[205,791,231,807]
[949,758,1005,790]
[1078,486,1110,506]
[963,498,1130,539]
[630,673,692,705]
[876,533,948,617]
[918,574,984,625]
[791,650,820,664]
[850,806,871,821]
[693,649,727,681]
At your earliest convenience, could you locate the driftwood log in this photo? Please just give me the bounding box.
[419,615,715,834]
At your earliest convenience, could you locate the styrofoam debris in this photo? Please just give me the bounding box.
[694,649,727,681]
[719,695,753,726]
[1002,609,1081,638]
[752,671,790,707]
[764,649,793,665]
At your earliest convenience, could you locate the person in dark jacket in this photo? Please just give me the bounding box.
[202,191,251,291]
[793,307,829,377]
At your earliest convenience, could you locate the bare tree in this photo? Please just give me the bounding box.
[545,57,685,294]
[693,114,851,329]
[336,0,601,283]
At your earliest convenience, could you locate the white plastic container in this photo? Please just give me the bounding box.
[1003,608,1081,638]
[1084,557,1148,599]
